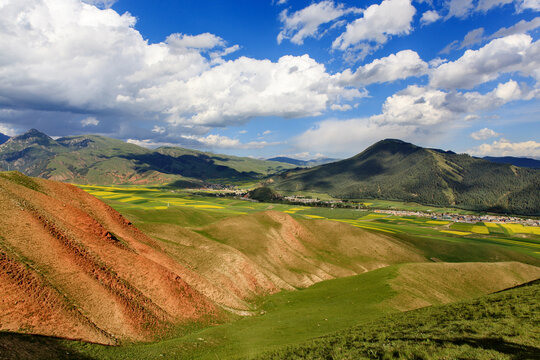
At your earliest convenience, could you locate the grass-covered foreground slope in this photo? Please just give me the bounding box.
[0,129,294,185]
[1,263,538,360]
[272,139,540,215]
[257,279,540,360]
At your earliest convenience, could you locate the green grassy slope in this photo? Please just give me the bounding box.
[0,130,295,184]
[257,279,540,360]
[272,139,540,215]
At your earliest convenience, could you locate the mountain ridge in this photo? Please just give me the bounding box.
[483,156,540,169]
[0,129,295,184]
[272,139,540,215]
[267,156,339,167]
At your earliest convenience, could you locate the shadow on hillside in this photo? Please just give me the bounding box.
[119,152,257,180]
[409,337,540,359]
[0,332,97,360]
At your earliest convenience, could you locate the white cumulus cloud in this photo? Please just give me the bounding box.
[470,128,500,140]
[338,50,428,85]
[80,116,99,127]
[469,139,540,158]
[277,1,360,45]
[0,0,365,139]
[420,10,441,25]
[430,34,540,89]
[332,0,416,51]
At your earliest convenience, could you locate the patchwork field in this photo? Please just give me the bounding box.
[80,185,540,261]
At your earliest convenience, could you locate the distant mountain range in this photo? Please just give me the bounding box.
[0,129,295,185]
[267,156,339,167]
[272,139,540,215]
[0,132,9,145]
[483,156,540,169]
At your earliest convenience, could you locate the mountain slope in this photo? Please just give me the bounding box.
[272,139,540,215]
[267,157,339,167]
[0,130,295,184]
[483,156,540,169]
[0,172,222,344]
[0,133,9,145]
[257,278,540,360]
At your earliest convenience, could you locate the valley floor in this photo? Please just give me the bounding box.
[0,180,539,359]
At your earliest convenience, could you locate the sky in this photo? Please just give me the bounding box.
[0,0,539,160]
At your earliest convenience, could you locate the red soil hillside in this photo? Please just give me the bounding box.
[0,172,221,345]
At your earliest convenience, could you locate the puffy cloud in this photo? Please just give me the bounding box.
[294,79,537,156]
[468,139,540,158]
[277,1,360,45]
[490,17,540,38]
[0,0,364,138]
[430,34,540,89]
[80,116,99,127]
[420,10,441,25]
[470,128,500,140]
[294,117,420,154]
[332,0,416,51]
[141,55,365,127]
[166,33,225,50]
[377,80,535,126]
[520,0,540,10]
[338,50,428,85]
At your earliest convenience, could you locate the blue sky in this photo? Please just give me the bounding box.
[0,0,539,159]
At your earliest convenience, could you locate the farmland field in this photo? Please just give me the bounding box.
[79,185,540,260]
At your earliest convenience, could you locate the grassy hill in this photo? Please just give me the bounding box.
[257,279,540,360]
[0,130,295,185]
[272,139,540,215]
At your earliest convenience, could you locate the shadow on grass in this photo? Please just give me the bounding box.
[396,336,540,359]
[0,332,96,360]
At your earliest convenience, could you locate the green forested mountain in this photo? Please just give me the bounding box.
[483,156,540,169]
[272,139,540,215]
[0,129,295,185]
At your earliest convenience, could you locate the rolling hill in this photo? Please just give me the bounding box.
[257,278,540,360]
[0,129,295,185]
[271,139,540,215]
